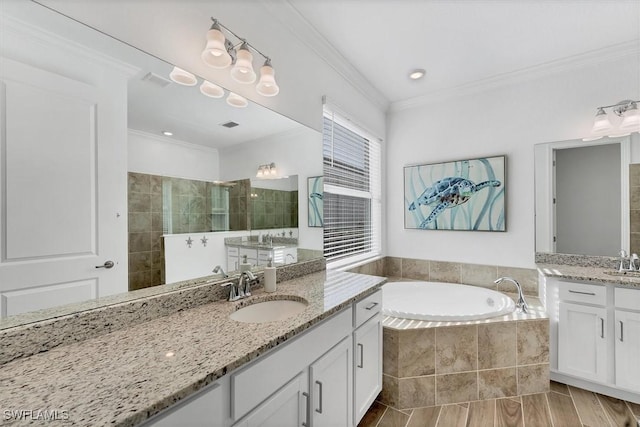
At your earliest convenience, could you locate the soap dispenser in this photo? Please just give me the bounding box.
[264,257,276,293]
[240,255,252,273]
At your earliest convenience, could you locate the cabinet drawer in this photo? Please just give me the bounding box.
[615,287,640,311]
[559,281,606,306]
[354,290,382,328]
[231,307,352,421]
[239,247,258,260]
[227,246,239,256]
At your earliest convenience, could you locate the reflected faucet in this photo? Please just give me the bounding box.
[494,277,529,313]
[213,265,228,278]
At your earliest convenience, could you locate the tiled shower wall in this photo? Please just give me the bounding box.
[250,187,299,229]
[630,164,640,254]
[348,257,539,296]
[128,173,164,291]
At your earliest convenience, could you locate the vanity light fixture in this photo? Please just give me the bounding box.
[169,66,197,86]
[201,18,280,97]
[256,163,278,179]
[584,99,640,141]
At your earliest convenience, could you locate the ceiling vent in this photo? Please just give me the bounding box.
[220,121,240,128]
[141,72,172,88]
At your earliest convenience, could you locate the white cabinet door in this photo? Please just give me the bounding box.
[558,302,608,382]
[0,55,127,317]
[310,336,353,427]
[234,371,308,427]
[615,310,640,392]
[146,381,226,427]
[353,314,382,425]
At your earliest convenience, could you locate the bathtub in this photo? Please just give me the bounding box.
[382,281,515,321]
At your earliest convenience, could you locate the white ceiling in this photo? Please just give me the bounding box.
[288,0,640,104]
[33,0,640,116]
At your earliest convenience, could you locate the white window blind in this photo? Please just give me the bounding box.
[323,108,381,264]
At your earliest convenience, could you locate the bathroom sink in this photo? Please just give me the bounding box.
[230,299,307,323]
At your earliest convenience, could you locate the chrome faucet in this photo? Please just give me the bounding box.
[220,281,241,302]
[213,265,228,278]
[494,277,529,313]
[238,270,257,297]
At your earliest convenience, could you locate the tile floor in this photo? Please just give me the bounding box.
[359,382,640,427]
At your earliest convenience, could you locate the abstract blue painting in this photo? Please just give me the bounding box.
[404,156,506,231]
[308,176,324,227]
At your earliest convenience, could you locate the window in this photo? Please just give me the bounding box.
[322,108,381,265]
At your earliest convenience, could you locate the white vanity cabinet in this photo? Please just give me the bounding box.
[614,288,640,392]
[545,277,640,402]
[353,291,383,425]
[227,246,298,270]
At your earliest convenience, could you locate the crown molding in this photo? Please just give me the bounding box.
[390,40,640,114]
[259,0,390,112]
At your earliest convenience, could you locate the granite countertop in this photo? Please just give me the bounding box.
[0,270,385,427]
[538,263,640,289]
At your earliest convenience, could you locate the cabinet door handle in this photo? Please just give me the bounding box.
[619,320,624,342]
[569,290,596,296]
[302,392,310,427]
[600,318,604,338]
[357,343,364,368]
[315,380,323,414]
[365,302,378,310]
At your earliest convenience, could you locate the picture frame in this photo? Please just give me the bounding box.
[307,176,324,227]
[404,155,506,231]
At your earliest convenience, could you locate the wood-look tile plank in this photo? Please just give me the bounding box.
[496,398,523,427]
[550,380,570,395]
[407,406,440,427]
[596,394,636,427]
[626,401,640,419]
[568,386,612,427]
[466,399,495,427]
[377,406,411,427]
[522,393,552,426]
[358,401,387,427]
[547,392,581,427]
[437,404,468,426]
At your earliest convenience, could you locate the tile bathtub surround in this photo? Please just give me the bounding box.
[128,172,165,291]
[0,257,326,366]
[348,256,539,296]
[380,318,549,409]
[0,270,385,427]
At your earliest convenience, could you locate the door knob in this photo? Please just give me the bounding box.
[95,260,115,269]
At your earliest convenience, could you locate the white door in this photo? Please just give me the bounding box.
[310,336,353,427]
[558,302,608,382]
[0,56,127,317]
[615,310,640,392]
[234,371,308,427]
[353,314,382,425]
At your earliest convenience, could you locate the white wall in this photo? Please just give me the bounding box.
[219,126,324,250]
[128,129,220,181]
[386,55,640,268]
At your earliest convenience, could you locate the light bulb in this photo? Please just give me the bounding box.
[231,43,256,84]
[256,60,280,97]
[620,102,640,132]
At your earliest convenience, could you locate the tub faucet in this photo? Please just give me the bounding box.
[494,277,529,314]
[213,265,228,278]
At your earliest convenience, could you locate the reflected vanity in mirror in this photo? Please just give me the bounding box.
[534,136,632,259]
[0,2,323,325]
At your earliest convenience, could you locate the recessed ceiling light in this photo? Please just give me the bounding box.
[409,69,426,80]
[162,131,173,136]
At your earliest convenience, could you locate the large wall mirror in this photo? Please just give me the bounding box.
[534,137,632,258]
[0,2,323,326]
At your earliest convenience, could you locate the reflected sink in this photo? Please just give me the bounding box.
[230,299,307,323]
